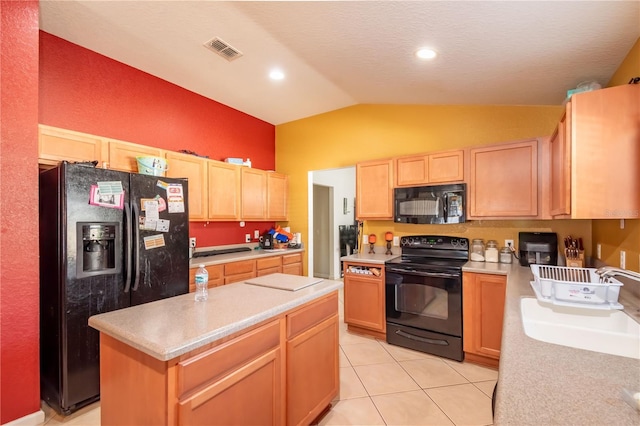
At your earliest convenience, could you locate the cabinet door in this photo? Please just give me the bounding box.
[286,293,339,426]
[469,139,538,218]
[38,124,106,166]
[549,109,571,216]
[208,161,241,221]
[177,321,282,426]
[267,172,288,220]
[282,253,303,276]
[343,264,386,335]
[241,168,267,220]
[356,159,393,220]
[166,151,208,221]
[428,150,464,183]
[188,265,224,293]
[108,140,163,173]
[224,260,256,284]
[395,155,428,187]
[257,256,282,276]
[462,272,506,365]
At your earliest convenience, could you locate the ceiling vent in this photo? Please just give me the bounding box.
[203,37,243,62]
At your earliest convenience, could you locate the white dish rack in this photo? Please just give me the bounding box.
[530,265,624,310]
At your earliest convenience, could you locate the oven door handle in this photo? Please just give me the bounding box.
[386,267,459,279]
[395,329,449,346]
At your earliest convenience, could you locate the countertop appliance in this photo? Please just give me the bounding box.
[385,235,469,361]
[518,232,558,267]
[39,162,190,415]
[394,183,466,224]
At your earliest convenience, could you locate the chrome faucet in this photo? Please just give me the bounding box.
[595,266,640,283]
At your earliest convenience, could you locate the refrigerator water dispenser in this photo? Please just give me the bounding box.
[76,223,119,278]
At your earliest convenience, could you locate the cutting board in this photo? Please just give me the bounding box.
[244,273,324,291]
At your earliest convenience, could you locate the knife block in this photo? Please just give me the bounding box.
[564,250,584,267]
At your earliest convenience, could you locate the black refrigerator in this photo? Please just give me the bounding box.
[39,161,190,415]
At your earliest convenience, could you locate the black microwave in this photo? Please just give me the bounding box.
[394,183,466,224]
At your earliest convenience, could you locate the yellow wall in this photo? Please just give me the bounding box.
[594,37,640,272]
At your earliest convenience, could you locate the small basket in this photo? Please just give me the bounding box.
[137,156,168,176]
[531,265,623,309]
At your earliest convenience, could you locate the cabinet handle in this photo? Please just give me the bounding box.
[395,329,449,346]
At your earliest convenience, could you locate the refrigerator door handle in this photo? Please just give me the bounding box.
[124,202,133,293]
[132,201,141,292]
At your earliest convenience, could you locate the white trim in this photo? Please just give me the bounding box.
[4,409,45,426]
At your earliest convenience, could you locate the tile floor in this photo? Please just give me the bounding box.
[39,290,497,426]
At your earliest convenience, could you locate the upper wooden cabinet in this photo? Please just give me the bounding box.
[165,151,208,221]
[395,149,464,186]
[356,159,394,220]
[208,160,241,221]
[108,139,163,173]
[267,172,289,221]
[550,84,640,219]
[241,168,268,220]
[38,124,106,167]
[468,139,539,218]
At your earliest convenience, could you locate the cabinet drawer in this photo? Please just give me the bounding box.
[257,266,281,276]
[188,264,224,284]
[287,293,338,340]
[224,260,256,276]
[224,271,256,285]
[177,320,280,398]
[257,256,282,270]
[282,252,302,265]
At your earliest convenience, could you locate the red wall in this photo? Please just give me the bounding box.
[1,1,41,423]
[39,32,277,246]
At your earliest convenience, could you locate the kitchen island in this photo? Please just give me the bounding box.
[89,275,343,426]
[464,262,640,425]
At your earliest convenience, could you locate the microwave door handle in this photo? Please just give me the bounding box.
[443,193,449,222]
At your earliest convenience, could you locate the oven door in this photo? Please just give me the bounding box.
[385,266,462,337]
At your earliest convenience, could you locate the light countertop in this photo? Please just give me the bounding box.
[465,262,640,425]
[190,245,304,268]
[89,276,342,361]
[340,250,401,265]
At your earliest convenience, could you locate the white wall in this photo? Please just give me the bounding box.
[312,166,356,279]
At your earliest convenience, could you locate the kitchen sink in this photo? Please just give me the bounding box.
[520,298,640,359]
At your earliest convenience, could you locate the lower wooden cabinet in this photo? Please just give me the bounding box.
[188,264,224,293]
[257,256,282,276]
[224,260,257,284]
[462,272,507,368]
[98,292,339,425]
[343,262,386,339]
[282,252,303,276]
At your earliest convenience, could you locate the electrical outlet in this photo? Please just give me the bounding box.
[245,234,251,243]
[505,239,514,249]
[363,234,368,245]
[393,236,400,246]
[597,243,601,259]
[189,237,196,248]
[620,250,626,269]
[254,230,259,239]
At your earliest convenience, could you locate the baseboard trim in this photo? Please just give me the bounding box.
[4,409,45,426]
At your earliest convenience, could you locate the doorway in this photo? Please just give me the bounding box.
[313,184,332,278]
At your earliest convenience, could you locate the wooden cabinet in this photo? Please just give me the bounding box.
[286,293,339,426]
[267,172,288,220]
[343,262,386,339]
[468,139,540,218]
[38,124,106,167]
[108,139,163,173]
[462,272,506,368]
[241,168,268,220]
[166,151,208,221]
[224,259,257,284]
[188,264,224,293]
[257,256,282,276]
[208,161,241,221]
[395,149,464,186]
[355,159,394,220]
[550,84,640,219]
[282,252,303,276]
[176,321,283,425]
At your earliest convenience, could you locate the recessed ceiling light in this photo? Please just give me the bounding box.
[269,69,285,80]
[416,48,437,60]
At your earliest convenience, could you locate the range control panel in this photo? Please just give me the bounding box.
[400,235,468,250]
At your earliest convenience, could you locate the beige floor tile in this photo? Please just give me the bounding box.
[426,383,493,426]
[354,362,420,396]
[338,366,369,400]
[474,380,497,398]
[339,346,351,367]
[376,339,442,362]
[44,402,101,426]
[319,397,385,426]
[341,340,396,366]
[399,358,469,388]
[339,327,377,346]
[372,390,455,426]
[443,359,499,382]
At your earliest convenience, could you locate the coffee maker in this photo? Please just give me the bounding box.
[518,232,558,267]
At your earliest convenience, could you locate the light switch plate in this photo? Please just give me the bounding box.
[254,230,259,239]
[597,243,601,259]
[620,250,626,269]
[393,236,400,246]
